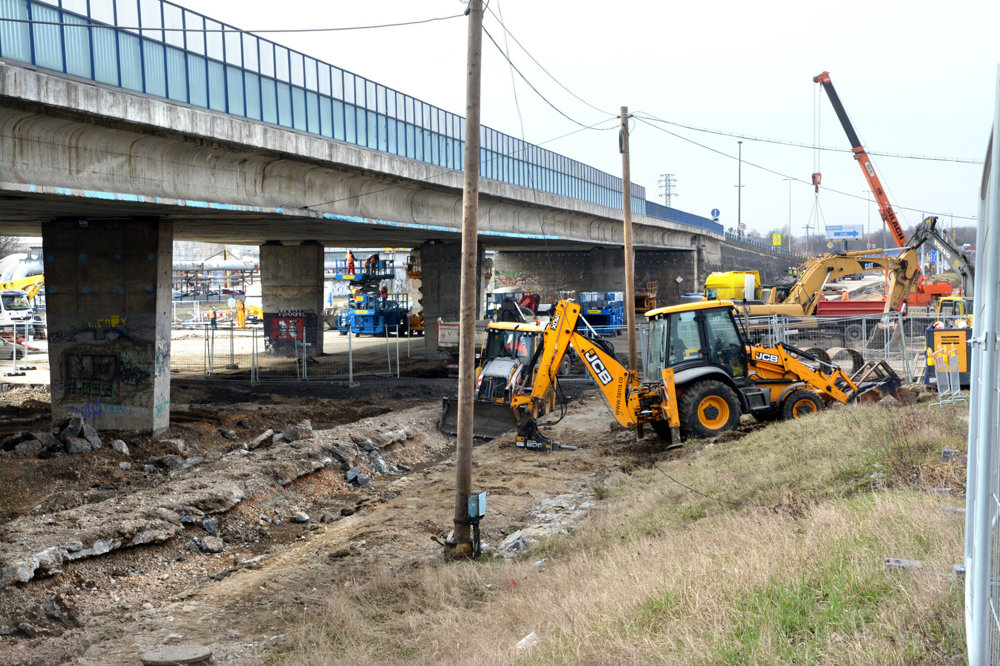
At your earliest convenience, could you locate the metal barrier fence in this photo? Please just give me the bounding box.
[572,312,965,385]
[0,0,727,235]
[739,312,970,383]
[0,321,39,377]
[171,322,418,383]
[965,68,998,664]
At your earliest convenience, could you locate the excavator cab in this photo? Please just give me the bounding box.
[647,303,748,381]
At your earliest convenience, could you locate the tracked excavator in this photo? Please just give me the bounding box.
[440,299,901,448]
[742,246,921,317]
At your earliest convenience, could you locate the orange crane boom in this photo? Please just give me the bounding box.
[813,71,907,247]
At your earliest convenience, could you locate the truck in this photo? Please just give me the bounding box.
[703,271,761,302]
[440,298,902,447]
[0,289,36,334]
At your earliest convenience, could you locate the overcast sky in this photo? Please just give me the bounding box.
[183,0,998,242]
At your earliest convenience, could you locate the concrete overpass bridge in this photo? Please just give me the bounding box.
[0,0,795,431]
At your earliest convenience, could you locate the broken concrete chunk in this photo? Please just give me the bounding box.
[148,454,185,470]
[220,429,238,440]
[140,645,213,666]
[272,432,286,445]
[160,438,186,454]
[290,511,309,524]
[55,415,83,442]
[356,474,371,488]
[194,536,224,554]
[296,419,314,439]
[63,437,94,455]
[119,461,132,470]
[247,429,274,450]
[44,594,80,627]
[110,439,130,456]
[202,518,218,536]
[345,467,360,483]
[13,439,44,458]
[81,424,102,449]
[885,557,923,572]
[65,539,120,561]
[282,426,301,443]
[31,432,60,452]
[1,431,35,451]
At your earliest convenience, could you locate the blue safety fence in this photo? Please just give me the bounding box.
[0,0,760,241]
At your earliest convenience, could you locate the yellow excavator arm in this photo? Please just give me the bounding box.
[513,299,641,427]
[0,274,44,300]
[745,248,918,317]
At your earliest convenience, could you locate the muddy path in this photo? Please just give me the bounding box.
[0,381,705,665]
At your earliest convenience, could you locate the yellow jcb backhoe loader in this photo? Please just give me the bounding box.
[442,299,902,448]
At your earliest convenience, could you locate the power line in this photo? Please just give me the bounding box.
[481,25,615,130]
[632,116,977,221]
[484,5,614,118]
[0,13,465,34]
[633,111,983,165]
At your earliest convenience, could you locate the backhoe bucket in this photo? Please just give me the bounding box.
[849,360,903,403]
[438,397,518,439]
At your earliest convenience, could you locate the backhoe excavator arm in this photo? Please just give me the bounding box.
[908,216,975,297]
[512,299,641,428]
[755,248,918,316]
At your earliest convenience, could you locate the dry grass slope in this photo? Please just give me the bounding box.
[270,404,968,665]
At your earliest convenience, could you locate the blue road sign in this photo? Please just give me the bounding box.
[825,224,863,240]
[711,208,720,219]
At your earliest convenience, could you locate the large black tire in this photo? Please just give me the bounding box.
[780,389,824,420]
[843,324,864,346]
[678,380,741,439]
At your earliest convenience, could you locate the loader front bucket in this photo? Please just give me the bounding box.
[849,360,904,403]
[438,397,518,439]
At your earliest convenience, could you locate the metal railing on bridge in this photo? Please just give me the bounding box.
[0,0,731,231]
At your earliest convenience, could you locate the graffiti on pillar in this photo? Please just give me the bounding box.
[54,336,160,425]
[49,314,133,343]
[493,270,539,290]
[263,310,318,356]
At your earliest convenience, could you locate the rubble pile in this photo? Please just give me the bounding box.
[0,408,448,587]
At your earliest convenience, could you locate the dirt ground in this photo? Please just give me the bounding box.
[0,376,711,665]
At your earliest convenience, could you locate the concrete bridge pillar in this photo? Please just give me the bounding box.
[259,241,325,357]
[418,240,485,351]
[492,248,696,308]
[43,218,173,432]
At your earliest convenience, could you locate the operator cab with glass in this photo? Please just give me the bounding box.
[646,301,747,383]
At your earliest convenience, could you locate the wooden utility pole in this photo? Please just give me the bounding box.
[620,107,638,389]
[451,0,483,557]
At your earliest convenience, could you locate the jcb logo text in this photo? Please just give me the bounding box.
[584,349,613,385]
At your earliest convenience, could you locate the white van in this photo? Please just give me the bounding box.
[0,289,34,333]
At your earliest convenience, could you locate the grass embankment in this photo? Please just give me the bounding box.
[272,404,968,665]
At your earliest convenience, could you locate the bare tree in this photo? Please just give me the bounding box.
[0,235,20,260]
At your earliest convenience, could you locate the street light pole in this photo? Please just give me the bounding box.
[782,178,792,254]
[736,140,743,236]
